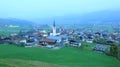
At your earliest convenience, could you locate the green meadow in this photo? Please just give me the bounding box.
[0,43,120,67]
[0,26,33,36]
[67,24,114,33]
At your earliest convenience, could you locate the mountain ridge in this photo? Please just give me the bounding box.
[33,10,120,24]
[0,18,34,26]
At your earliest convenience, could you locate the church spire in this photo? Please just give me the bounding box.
[52,19,56,36]
[53,19,55,27]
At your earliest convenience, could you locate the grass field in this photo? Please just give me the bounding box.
[0,26,33,36]
[66,24,114,33]
[0,43,120,67]
[0,59,63,67]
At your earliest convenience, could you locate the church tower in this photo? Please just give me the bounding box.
[52,19,56,36]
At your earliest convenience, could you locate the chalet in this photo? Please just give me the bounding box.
[26,39,38,46]
[11,35,26,45]
[47,36,64,43]
[39,40,46,46]
[69,39,81,47]
[42,38,57,44]
[86,40,93,43]
[40,38,57,48]
[10,33,17,37]
[93,44,110,53]
[85,34,93,43]
[106,40,114,45]
[0,36,12,44]
[20,39,27,44]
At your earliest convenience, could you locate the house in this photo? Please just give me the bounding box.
[0,36,12,44]
[40,38,57,48]
[93,44,110,53]
[20,39,27,44]
[26,38,39,46]
[47,36,62,43]
[69,39,81,47]
[38,40,46,46]
[42,38,57,44]
[86,40,93,43]
[106,40,114,45]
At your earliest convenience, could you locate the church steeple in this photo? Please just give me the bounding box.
[53,19,55,27]
[52,19,56,36]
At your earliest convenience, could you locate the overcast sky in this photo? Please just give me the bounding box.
[0,0,120,20]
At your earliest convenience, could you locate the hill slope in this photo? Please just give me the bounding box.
[0,59,63,67]
[0,44,120,67]
[0,18,34,26]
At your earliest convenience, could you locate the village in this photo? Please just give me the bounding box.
[1,0,120,66]
[0,21,120,54]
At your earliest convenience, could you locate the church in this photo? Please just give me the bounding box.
[50,20,61,36]
[50,20,57,36]
[48,20,63,43]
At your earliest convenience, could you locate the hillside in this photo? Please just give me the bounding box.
[79,10,120,24]
[0,44,120,67]
[0,59,63,67]
[0,18,34,26]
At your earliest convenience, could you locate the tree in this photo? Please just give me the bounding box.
[110,43,118,57]
[118,47,120,61]
[0,40,3,44]
[19,42,25,47]
[93,39,97,43]
[79,42,86,50]
[99,38,107,44]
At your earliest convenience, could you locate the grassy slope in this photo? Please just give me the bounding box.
[0,59,63,67]
[0,44,120,67]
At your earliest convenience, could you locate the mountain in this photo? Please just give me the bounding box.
[58,10,120,24]
[34,10,120,25]
[79,10,120,24]
[0,18,34,26]
[1,10,120,25]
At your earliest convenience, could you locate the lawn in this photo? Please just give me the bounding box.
[0,44,120,67]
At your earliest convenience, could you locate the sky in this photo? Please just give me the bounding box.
[0,0,120,20]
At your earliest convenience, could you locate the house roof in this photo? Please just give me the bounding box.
[47,35,68,40]
[42,38,56,43]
